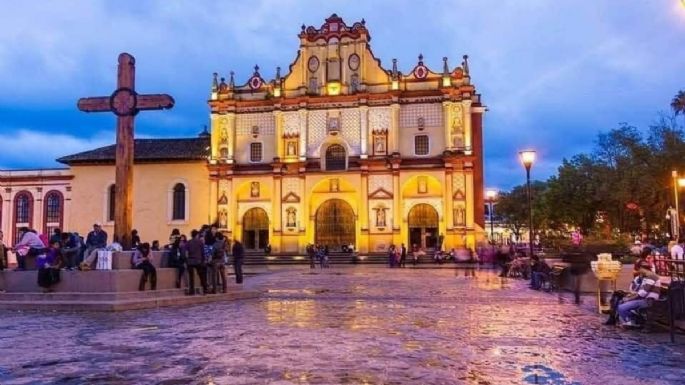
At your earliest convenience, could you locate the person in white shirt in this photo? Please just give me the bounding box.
[670,242,684,260]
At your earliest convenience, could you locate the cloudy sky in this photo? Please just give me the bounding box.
[1,0,684,188]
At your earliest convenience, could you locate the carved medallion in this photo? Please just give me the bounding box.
[414,65,428,80]
[248,76,262,90]
[110,87,137,116]
[348,54,360,71]
[308,56,320,72]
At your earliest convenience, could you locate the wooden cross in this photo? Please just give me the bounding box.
[77,53,174,248]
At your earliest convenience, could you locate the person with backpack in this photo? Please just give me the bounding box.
[209,232,228,293]
[131,242,156,291]
[167,234,187,289]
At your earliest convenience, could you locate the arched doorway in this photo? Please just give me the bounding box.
[325,144,346,171]
[315,199,355,250]
[242,208,269,250]
[408,203,439,250]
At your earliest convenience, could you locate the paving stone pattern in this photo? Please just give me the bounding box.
[1,267,684,384]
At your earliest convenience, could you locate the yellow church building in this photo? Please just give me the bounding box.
[5,15,486,255]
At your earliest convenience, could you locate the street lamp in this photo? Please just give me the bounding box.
[519,150,536,258]
[485,189,498,244]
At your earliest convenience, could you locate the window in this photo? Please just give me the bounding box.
[13,191,33,243]
[250,143,263,162]
[108,184,116,222]
[325,144,346,171]
[172,183,186,221]
[44,191,63,235]
[414,135,429,155]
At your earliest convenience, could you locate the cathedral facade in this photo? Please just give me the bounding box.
[206,14,485,253]
[3,15,485,255]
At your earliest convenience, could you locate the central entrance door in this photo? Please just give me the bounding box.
[243,208,269,250]
[315,199,355,251]
[408,203,439,250]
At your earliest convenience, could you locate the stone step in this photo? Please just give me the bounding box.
[0,288,186,302]
[0,289,260,312]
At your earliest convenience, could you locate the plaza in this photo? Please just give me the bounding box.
[1,266,684,385]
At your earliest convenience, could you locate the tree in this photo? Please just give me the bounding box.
[496,181,548,242]
[671,90,685,123]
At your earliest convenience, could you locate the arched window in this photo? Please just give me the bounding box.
[13,191,33,243]
[172,183,186,221]
[108,184,116,222]
[325,144,346,171]
[43,191,63,235]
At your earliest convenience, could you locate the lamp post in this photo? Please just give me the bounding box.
[519,150,536,258]
[486,189,498,244]
[673,171,685,240]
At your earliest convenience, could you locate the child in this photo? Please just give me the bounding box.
[37,240,64,293]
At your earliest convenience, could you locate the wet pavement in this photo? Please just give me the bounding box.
[1,266,685,385]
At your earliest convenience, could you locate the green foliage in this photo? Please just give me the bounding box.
[499,92,685,242]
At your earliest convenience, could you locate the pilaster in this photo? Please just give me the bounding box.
[465,170,475,229]
[209,178,219,225]
[298,109,308,161]
[360,105,369,158]
[442,101,452,149]
[390,103,400,153]
[274,110,284,159]
[462,99,473,153]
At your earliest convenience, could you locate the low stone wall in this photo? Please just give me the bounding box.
[0,268,179,293]
[545,258,634,293]
[111,251,169,269]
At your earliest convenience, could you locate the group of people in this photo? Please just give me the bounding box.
[387,244,408,267]
[0,222,246,295]
[164,225,245,296]
[306,244,330,269]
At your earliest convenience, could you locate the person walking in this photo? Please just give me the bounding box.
[132,243,157,291]
[307,244,316,269]
[186,230,208,295]
[232,240,245,284]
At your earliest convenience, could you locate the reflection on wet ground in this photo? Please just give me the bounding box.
[1,266,684,384]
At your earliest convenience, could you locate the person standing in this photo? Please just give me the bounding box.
[400,243,407,268]
[232,240,245,284]
[168,234,187,289]
[210,232,228,293]
[388,244,396,268]
[132,243,156,291]
[185,230,208,295]
[37,240,64,292]
[307,244,316,269]
[0,230,8,271]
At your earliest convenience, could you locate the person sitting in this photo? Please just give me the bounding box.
[530,256,551,290]
[604,274,643,325]
[167,234,187,289]
[49,228,62,245]
[616,262,662,327]
[81,223,108,270]
[131,229,141,250]
[14,227,47,270]
[132,242,156,291]
[60,232,80,271]
[37,240,64,293]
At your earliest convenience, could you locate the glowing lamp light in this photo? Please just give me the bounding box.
[518,150,536,170]
[678,178,685,188]
[327,81,341,96]
[486,189,498,201]
[273,87,281,97]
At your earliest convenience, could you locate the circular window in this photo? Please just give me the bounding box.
[308,56,320,72]
[348,54,360,71]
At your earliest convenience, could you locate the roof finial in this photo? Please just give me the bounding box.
[275,66,281,81]
[301,23,306,32]
[361,18,366,26]
[212,72,219,91]
[254,64,260,75]
[462,54,469,76]
[442,57,449,75]
[392,58,398,78]
[229,71,235,88]
[199,124,210,138]
[418,53,424,65]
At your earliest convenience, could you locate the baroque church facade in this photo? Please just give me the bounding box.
[1,15,486,254]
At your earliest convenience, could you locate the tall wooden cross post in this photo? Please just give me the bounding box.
[77,53,174,249]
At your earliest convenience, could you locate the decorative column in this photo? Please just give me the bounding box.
[390,103,400,153]
[209,177,219,224]
[227,113,237,162]
[462,99,472,154]
[445,169,454,230]
[298,109,308,162]
[360,170,369,253]
[360,106,369,159]
[465,169,475,229]
[299,174,308,248]
[225,178,234,234]
[63,187,72,236]
[392,169,401,230]
[1,188,10,239]
[442,101,452,149]
[274,110,284,159]
[34,188,43,234]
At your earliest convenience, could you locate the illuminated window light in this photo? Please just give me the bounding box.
[442,77,451,87]
[273,87,281,97]
[391,80,399,90]
[327,81,341,96]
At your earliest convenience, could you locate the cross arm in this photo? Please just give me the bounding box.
[137,94,175,111]
[77,97,111,113]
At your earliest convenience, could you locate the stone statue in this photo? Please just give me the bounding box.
[376,208,386,227]
[455,207,465,226]
[218,209,228,229]
[375,136,385,153]
[287,209,296,227]
[287,141,296,156]
[251,182,259,198]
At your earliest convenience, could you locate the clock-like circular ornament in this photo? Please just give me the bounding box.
[308,56,319,72]
[249,76,262,90]
[414,65,428,80]
[110,87,138,116]
[348,53,360,71]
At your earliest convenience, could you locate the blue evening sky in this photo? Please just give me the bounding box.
[1,1,684,189]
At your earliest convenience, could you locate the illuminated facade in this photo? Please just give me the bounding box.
[206,14,486,253]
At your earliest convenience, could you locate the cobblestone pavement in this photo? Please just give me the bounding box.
[1,266,685,385]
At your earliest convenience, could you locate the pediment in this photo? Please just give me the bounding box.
[369,188,393,199]
[453,189,465,200]
[282,192,301,203]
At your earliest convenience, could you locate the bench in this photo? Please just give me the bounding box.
[637,281,685,342]
[540,265,566,292]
